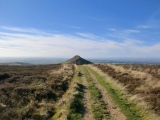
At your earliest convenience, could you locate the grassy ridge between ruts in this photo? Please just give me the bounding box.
[52,65,84,120]
[82,66,109,120]
[87,65,154,120]
[67,75,84,120]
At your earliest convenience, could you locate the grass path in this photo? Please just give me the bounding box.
[78,66,95,120]
[87,65,157,120]
[85,66,126,120]
[53,64,155,120]
[81,66,110,120]
[52,65,83,120]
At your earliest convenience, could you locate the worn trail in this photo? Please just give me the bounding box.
[85,66,126,120]
[79,66,95,120]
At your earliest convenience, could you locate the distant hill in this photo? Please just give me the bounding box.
[63,55,92,65]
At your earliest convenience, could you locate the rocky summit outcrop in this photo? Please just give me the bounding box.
[64,55,92,65]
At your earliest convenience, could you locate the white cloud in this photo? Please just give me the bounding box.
[0,26,160,58]
[76,32,102,40]
[106,28,140,40]
[65,25,81,29]
[0,26,54,35]
[108,28,117,31]
[123,29,140,33]
[1,26,39,33]
[137,25,154,29]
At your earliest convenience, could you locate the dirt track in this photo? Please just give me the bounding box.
[80,67,94,120]
[79,65,126,120]
[86,67,126,120]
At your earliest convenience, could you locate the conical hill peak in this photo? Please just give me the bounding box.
[63,55,92,65]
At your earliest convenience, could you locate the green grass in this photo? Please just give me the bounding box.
[87,66,152,120]
[81,66,109,120]
[67,66,84,120]
[52,66,84,120]
[67,83,84,120]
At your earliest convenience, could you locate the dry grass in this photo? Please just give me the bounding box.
[52,64,83,120]
[92,64,160,119]
[0,64,74,119]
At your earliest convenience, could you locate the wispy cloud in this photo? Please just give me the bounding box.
[65,25,82,29]
[108,28,117,31]
[136,25,155,29]
[136,9,160,29]
[1,26,40,33]
[76,32,103,40]
[0,26,53,35]
[0,26,160,58]
[123,29,140,33]
[106,28,141,40]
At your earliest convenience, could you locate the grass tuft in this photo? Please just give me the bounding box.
[67,83,84,120]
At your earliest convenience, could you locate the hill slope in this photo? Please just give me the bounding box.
[64,55,92,65]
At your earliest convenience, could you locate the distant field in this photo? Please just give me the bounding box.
[0,58,66,65]
[1,57,160,65]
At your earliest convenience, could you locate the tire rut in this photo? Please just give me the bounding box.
[53,65,77,120]
[80,67,95,120]
[85,66,126,120]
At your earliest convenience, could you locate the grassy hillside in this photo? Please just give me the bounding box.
[0,63,159,120]
[0,64,74,119]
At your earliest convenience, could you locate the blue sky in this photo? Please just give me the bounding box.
[0,0,160,58]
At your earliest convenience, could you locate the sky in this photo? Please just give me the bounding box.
[0,0,160,59]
